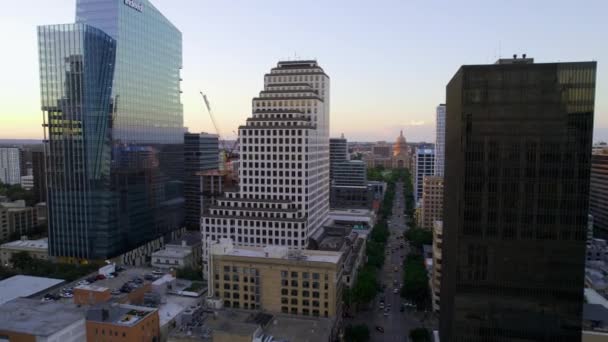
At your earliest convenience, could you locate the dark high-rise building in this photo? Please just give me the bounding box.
[38,0,184,262]
[329,135,370,209]
[440,57,596,341]
[31,149,46,204]
[590,149,608,238]
[184,132,219,229]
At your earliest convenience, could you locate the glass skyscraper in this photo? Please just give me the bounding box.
[440,57,596,341]
[38,0,184,261]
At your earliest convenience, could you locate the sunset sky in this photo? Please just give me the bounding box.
[0,0,606,142]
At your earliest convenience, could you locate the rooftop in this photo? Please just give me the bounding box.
[0,275,64,305]
[152,247,192,259]
[1,237,48,250]
[87,304,156,326]
[213,240,342,264]
[167,231,202,247]
[263,314,334,342]
[0,298,85,336]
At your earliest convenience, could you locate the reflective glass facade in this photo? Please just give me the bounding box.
[441,61,597,341]
[39,0,184,261]
[38,24,116,259]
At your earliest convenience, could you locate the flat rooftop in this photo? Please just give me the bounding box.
[87,304,156,326]
[0,275,64,305]
[0,298,85,336]
[1,238,48,250]
[222,246,342,264]
[263,314,334,342]
[158,295,202,327]
[152,248,192,258]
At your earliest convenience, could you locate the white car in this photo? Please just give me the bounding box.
[77,280,90,286]
[393,288,399,294]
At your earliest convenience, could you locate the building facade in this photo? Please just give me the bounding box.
[418,176,443,229]
[590,148,608,238]
[440,58,597,341]
[201,60,330,274]
[184,133,219,229]
[431,221,442,314]
[0,200,38,241]
[0,237,48,267]
[208,239,343,318]
[0,148,21,185]
[413,147,435,205]
[435,104,446,177]
[39,0,184,261]
[31,149,46,204]
[86,304,160,342]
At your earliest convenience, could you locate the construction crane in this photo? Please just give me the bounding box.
[199,91,239,173]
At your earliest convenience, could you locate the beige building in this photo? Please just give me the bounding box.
[418,176,444,229]
[0,200,37,241]
[431,221,443,314]
[0,237,48,267]
[208,239,343,319]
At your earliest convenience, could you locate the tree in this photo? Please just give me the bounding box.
[404,227,432,249]
[344,324,370,342]
[401,253,430,308]
[10,251,33,270]
[176,266,204,281]
[409,328,431,342]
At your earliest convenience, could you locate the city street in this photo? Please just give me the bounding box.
[349,181,422,341]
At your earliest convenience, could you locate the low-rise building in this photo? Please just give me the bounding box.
[0,298,86,342]
[20,175,34,190]
[0,275,64,305]
[0,236,48,266]
[152,231,203,270]
[208,239,343,320]
[168,309,335,342]
[86,304,160,342]
[0,200,37,241]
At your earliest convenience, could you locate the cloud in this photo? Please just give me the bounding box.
[408,120,426,126]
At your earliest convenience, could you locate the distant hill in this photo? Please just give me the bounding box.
[0,139,43,146]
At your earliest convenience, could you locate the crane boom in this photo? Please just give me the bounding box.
[200,91,223,145]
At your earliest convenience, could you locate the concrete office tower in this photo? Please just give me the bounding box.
[39,0,184,262]
[413,147,435,205]
[330,135,348,180]
[435,104,446,176]
[184,132,219,229]
[418,176,443,229]
[440,57,596,341]
[202,60,330,274]
[329,135,369,209]
[590,148,608,238]
[0,148,21,185]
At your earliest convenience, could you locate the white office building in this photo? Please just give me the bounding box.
[413,147,435,205]
[201,60,330,275]
[0,148,21,185]
[435,104,445,177]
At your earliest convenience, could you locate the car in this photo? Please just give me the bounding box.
[96,274,106,280]
[393,288,399,294]
[383,311,389,317]
[387,303,392,308]
[379,304,384,310]
[375,326,385,333]
[116,266,126,272]
[86,276,97,283]
[60,292,73,298]
[77,280,90,286]
[400,305,405,312]
[111,289,121,295]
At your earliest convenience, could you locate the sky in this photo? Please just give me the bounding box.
[0,0,606,142]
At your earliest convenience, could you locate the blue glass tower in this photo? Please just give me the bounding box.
[38,0,184,261]
[38,24,116,259]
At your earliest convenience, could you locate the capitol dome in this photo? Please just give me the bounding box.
[393,130,407,157]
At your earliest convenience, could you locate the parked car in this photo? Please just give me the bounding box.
[96,274,106,280]
[375,326,385,333]
[393,288,399,294]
